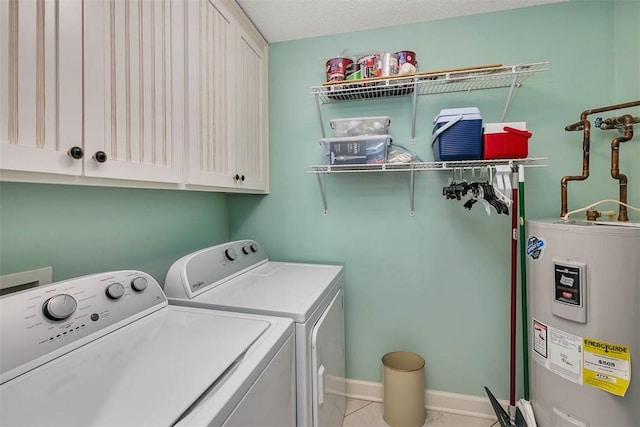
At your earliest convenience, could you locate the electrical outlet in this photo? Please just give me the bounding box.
[0,266,53,296]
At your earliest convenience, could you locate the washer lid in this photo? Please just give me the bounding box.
[186,262,344,323]
[0,306,269,427]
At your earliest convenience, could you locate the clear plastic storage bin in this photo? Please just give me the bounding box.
[320,134,392,165]
[330,116,391,137]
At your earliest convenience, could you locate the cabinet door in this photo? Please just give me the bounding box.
[0,0,83,175]
[84,0,182,183]
[234,21,269,192]
[183,0,236,188]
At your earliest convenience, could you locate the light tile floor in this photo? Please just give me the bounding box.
[343,398,498,427]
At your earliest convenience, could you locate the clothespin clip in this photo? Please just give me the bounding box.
[492,165,512,206]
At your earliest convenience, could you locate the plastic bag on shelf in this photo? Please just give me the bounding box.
[387,144,421,163]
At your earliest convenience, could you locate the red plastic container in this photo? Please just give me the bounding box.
[483,122,532,159]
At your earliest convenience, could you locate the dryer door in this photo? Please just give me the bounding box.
[311,288,346,427]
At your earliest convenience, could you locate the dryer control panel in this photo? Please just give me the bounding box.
[0,271,167,385]
[164,240,269,299]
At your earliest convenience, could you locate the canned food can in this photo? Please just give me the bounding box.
[376,52,399,77]
[346,69,362,81]
[358,54,379,79]
[396,51,417,67]
[345,62,361,81]
[395,50,417,74]
[326,57,353,82]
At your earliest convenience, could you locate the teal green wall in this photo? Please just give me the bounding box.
[228,0,640,400]
[0,0,637,403]
[0,183,230,283]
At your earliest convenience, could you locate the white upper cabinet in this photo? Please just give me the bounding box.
[181,0,235,188]
[1,0,267,192]
[179,0,269,192]
[234,18,269,192]
[0,0,83,175]
[84,0,182,183]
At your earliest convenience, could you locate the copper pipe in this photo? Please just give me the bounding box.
[578,100,640,119]
[560,100,640,218]
[603,115,639,128]
[585,209,599,221]
[565,120,588,132]
[561,119,591,217]
[600,116,640,130]
[609,114,634,221]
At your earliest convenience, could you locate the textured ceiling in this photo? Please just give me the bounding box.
[236,0,569,43]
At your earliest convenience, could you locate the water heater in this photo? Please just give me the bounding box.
[526,220,639,427]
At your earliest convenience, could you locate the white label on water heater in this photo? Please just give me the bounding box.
[551,259,587,323]
[532,318,583,385]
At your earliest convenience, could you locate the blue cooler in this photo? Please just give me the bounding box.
[432,107,483,161]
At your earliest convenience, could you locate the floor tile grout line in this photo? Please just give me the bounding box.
[345,401,373,417]
[345,399,499,427]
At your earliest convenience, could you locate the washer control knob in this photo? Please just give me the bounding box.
[43,294,77,321]
[242,246,251,255]
[106,282,126,299]
[224,248,238,261]
[131,276,148,292]
[250,243,258,253]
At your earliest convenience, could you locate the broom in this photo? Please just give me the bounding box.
[485,165,535,427]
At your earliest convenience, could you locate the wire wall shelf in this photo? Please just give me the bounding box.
[308,157,547,174]
[309,61,550,215]
[311,62,550,142]
[309,158,547,216]
[311,62,550,105]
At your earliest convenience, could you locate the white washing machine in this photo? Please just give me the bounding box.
[164,240,346,427]
[0,270,295,427]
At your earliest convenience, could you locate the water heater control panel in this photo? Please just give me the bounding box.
[551,259,587,323]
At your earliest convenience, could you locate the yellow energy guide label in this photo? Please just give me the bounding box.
[583,337,631,396]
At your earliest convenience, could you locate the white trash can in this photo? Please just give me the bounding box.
[382,351,426,427]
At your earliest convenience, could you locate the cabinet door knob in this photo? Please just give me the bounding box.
[241,175,245,181]
[234,174,240,181]
[93,151,108,163]
[67,146,84,159]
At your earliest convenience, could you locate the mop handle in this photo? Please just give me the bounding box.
[510,182,518,409]
[519,165,530,401]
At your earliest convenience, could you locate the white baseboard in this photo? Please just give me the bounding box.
[345,379,508,420]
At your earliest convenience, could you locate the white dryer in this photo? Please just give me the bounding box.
[0,270,295,427]
[164,240,346,427]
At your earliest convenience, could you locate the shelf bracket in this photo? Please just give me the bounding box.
[500,66,520,122]
[316,174,329,215]
[409,169,416,216]
[410,77,419,144]
[313,88,327,138]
